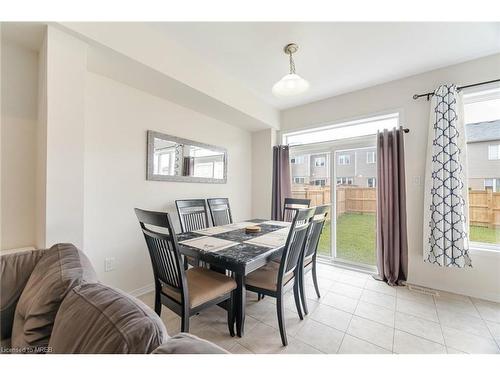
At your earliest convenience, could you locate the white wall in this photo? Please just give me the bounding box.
[84,72,252,294]
[279,53,500,302]
[43,27,87,249]
[1,40,38,250]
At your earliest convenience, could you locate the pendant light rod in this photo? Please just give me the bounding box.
[284,43,298,74]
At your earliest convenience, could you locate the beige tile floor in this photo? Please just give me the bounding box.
[137,263,500,354]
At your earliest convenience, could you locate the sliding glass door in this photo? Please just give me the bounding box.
[285,112,399,269]
[332,141,377,268]
[289,137,378,269]
[290,149,332,257]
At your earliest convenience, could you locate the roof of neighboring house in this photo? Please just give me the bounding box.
[466,120,500,143]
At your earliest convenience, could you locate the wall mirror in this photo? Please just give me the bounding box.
[147,130,227,183]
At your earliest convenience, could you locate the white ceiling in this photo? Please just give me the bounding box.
[153,22,500,109]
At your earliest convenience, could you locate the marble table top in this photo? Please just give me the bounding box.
[177,219,289,269]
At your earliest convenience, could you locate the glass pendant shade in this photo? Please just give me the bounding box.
[272,73,310,97]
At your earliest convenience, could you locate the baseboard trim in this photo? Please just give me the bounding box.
[128,283,155,297]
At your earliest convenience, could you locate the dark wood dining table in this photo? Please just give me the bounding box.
[176,219,290,337]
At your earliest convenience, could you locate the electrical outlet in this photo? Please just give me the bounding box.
[104,257,116,272]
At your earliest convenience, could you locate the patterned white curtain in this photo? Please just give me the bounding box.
[423,84,472,267]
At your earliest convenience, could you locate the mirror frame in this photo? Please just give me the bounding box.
[146,130,227,184]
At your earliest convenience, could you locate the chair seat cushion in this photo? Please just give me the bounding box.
[162,268,236,308]
[246,262,293,291]
[304,256,313,267]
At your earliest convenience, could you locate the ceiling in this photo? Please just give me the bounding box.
[153,22,500,109]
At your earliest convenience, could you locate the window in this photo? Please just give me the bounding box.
[293,177,305,184]
[464,88,500,248]
[488,145,500,160]
[367,177,376,188]
[291,156,305,164]
[313,179,326,186]
[484,178,500,192]
[337,177,353,185]
[366,151,376,164]
[338,154,351,165]
[282,113,399,146]
[315,157,326,167]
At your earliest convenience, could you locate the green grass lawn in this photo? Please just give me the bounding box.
[318,213,376,265]
[470,225,500,244]
[317,213,499,265]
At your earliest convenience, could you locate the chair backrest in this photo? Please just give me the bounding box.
[175,199,210,232]
[283,198,311,222]
[207,198,233,226]
[303,205,329,261]
[135,208,187,302]
[277,207,315,287]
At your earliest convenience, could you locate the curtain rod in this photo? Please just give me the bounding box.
[412,78,500,100]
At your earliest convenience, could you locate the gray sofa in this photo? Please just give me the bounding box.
[0,243,227,354]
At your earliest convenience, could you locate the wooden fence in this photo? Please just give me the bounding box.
[469,189,500,228]
[292,186,500,227]
[292,186,376,218]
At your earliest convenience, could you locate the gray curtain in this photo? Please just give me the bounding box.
[271,145,292,220]
[375,127,408,285]
[182,156,194,176]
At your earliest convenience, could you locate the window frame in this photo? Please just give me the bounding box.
[366,151,376,164]
[488,144,500,160]
[293,177,306,184]
[464,88,500,253]
[315,157,326,167]
[338,154,351,165]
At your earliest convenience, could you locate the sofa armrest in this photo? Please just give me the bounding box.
[152,333,228,354]
[0,248,46,341]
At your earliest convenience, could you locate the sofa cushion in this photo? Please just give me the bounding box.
[152,333,228,354]
[49,283,167,353]
[10,243,97,351]
[0,249,47,341]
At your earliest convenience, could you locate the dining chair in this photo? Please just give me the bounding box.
[297,205,329,315]
[207,198,233,226]
[244,207,315,346]
[282,197,311,222]
[175,199,210,232]
[135,208,236,335]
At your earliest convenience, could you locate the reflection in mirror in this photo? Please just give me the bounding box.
[147,131,227,183]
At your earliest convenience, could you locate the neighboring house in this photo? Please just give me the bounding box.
[466,120,500,191]
[291,153,331,186]
[333,148,377,187]
[291,148,377,188]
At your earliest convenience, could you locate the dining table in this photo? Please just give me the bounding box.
[176,218,291,337]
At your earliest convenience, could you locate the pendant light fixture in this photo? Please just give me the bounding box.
[272,43,310,97]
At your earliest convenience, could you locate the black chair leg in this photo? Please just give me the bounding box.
[181,311,190,332]
[227,293,235,337]
[154,290,161,316]
[276,294,288,346]
[257,293,261,301]
[299,270,309,315]
[293,280,304,320]
[312,262,321,298]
